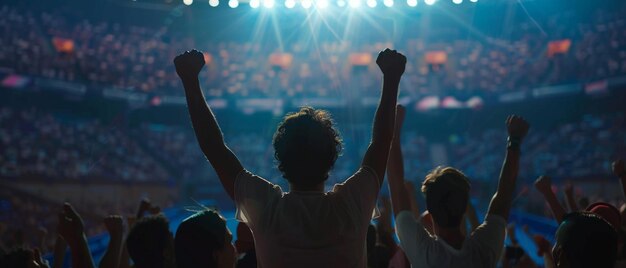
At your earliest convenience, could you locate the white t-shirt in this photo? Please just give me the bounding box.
[234,167,380,268]
[395,211,506,268]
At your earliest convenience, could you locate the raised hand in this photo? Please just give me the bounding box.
[376,49,407,79]
[613,159,625,177]
[534,176,552,194]
[103,215,124,237]
[506,115,530,140]
[174,49,205,80]
[57,203,85,245]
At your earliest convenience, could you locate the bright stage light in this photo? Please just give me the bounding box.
[228,0,239,7]
[407,0,417,6]
[285,0,295,8]
[209,0,219,7]
[424,0,435,5]
[183,0,193,5]
[317,0,330,8]
[383,0,393,7]
[302,0,312,8]
[263,0,275,8]
[452,0,462,4]
[469,0,477,2]
[337,0,347,7]
[348,0,361,8]
[366,0,376,7]
[250,0,260,8]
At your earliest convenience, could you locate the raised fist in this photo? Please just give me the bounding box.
[103,215,124,237]
[57,203,85,245]
[613,159,625,177]
[506,115,530,140]
[534,176,552,194]
[174,49,205,80]
[376,49,407,78]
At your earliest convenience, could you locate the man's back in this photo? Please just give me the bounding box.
[396,211,506,268]
[235,167,380,268]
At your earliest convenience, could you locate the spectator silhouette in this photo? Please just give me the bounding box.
[126,215,175,268]
[174,48,406,267]
[388,110,529,268]
[175,209,236,268]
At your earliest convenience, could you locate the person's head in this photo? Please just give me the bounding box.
[273,106,342,188]
[553,212,618,268]
[126,215,175,268]
[586,202,621,230]
[175,210,236,268]
[235,222,254,254]
[0,248,44,268]
[421,166,470,230]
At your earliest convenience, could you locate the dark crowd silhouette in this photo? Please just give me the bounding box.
[2,46,626,268]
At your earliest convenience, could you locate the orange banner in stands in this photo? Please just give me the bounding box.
[547,39,571,57]
[269,53,294,69]
[425,51,447,65]
[349,53,373,66]
[52,37,75,53]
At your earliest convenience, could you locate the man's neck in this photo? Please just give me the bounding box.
[435,226,466,250]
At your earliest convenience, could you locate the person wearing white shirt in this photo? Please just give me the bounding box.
[174,48,407,267]
[387,109,530,268]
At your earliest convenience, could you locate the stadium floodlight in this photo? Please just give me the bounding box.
[250,0,260,8]
[285,0,296,8]
[407,0,417,7]
[317,0,330,8]
[209,0,219,7]
[366,0,376,7]
[383,0,393,7]
[452,0,462,4]
[424,0,435,5]
[337,0,347,7]
[302,0,313,8]
[348,0,361,8]
[183,0,193,5]
[228,0,239,7]
[263,0,275,8]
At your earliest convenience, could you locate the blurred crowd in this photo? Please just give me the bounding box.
[1,4,626,98]
[0,107,169,182]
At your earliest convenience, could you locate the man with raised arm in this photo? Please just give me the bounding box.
[174,48,406,267]
[387,113,529,268]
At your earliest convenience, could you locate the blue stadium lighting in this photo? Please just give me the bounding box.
[228,0,239,8]
[366,0,376,8]
[424,0,435,5]
[302,0,313,8]
[209,0,219,7]
[407,0,417,7]
[383,0,393,7]
[348,0,361,8]
[263,0,275,8]
[284,0,296,8]
[452,0,462,4]
[337,0,347,7]
[250,0,260,8]
[183,0,193,5]
[317,0,330,9]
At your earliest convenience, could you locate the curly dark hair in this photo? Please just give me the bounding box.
[273,106,343,187]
